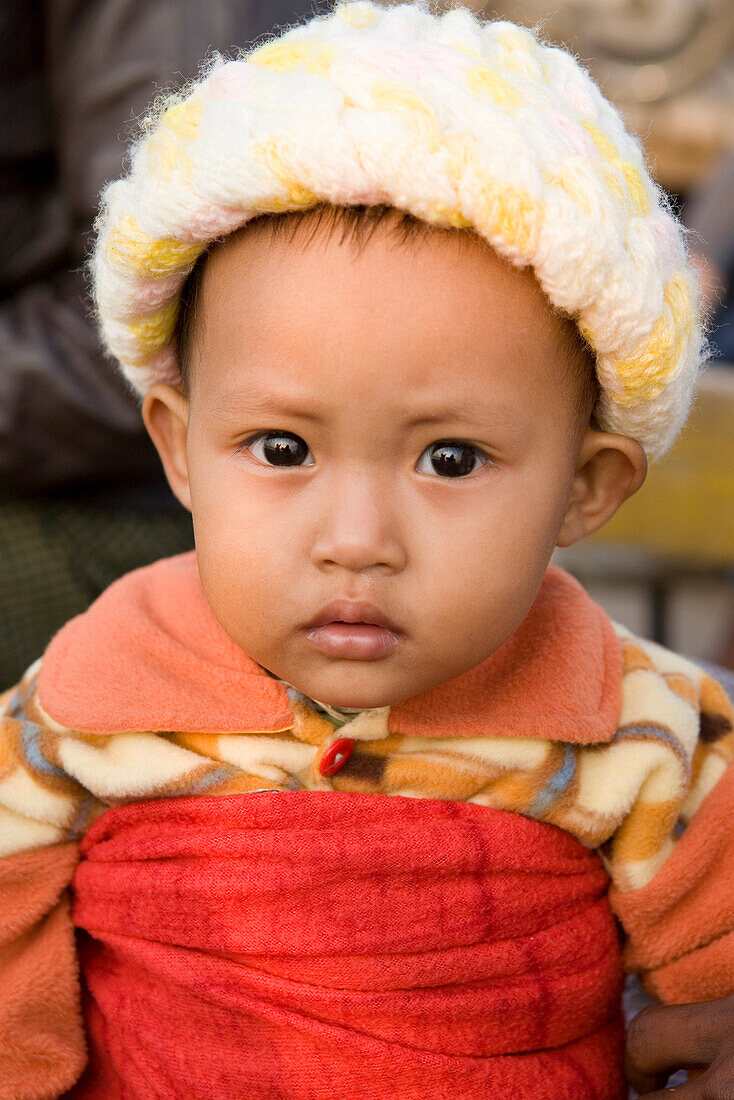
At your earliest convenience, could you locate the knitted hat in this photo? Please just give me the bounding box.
[92,0,703,460]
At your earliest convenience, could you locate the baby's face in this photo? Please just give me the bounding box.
[148,218,638,708]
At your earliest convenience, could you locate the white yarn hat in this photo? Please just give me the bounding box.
[92,0,703,459]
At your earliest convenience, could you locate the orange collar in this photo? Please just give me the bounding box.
[38,552,621,743]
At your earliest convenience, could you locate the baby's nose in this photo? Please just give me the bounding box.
[309,472,406,575]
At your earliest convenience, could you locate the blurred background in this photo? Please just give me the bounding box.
[1,0,732,689]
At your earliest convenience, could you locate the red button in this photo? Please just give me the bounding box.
[319,737,356,776]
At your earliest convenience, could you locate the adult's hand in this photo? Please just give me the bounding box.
[626,996,734,1097]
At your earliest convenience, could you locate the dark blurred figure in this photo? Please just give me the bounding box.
[0,0,327,687]
[684,152,734,362]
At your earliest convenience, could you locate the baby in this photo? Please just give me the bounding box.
[1,3,734,1098]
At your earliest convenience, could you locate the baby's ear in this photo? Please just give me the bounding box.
[142,384,192,512]
[556,429,647,547]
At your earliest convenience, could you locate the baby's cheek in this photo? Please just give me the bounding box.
[444,556,546,656]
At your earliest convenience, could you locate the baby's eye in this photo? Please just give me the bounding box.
[416,439,489,478]
[244,431,315,467]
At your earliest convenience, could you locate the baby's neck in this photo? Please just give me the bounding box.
[266,670,366,728]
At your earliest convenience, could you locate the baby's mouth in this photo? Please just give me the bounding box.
[305,601,401,660]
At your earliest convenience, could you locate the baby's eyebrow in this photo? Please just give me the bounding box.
[208,386,525,432]
[407,409,474,428]
[404,401,528,431]
[209,389,327,423]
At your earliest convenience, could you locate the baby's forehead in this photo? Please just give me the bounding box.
[197,203,573,336]
[182,205,595,426]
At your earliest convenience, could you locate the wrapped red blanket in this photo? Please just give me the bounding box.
[67,791,625,1099]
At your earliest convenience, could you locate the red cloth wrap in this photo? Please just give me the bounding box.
[68,793,625,1099]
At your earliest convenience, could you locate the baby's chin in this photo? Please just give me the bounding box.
[271,659,458,711]
[288,676,410,711]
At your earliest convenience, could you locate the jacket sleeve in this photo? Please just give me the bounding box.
[608,667,734,1004]
[0,844,85,1100]
[0,673,88,1099]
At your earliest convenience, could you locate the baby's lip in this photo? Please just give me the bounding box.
[306,600,399,633]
